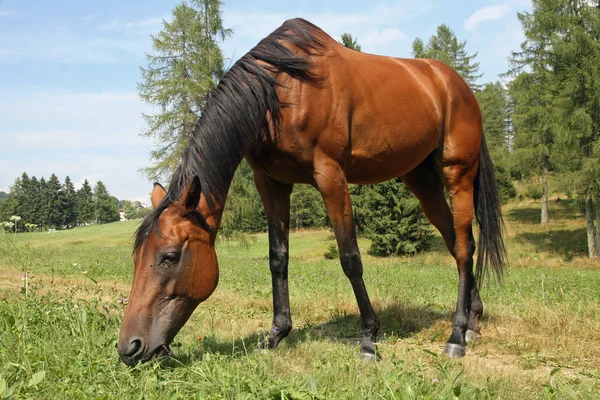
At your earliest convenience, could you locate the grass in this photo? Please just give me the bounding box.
[0,199,599,398]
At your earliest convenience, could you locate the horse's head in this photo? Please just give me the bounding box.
[118,177,219,366]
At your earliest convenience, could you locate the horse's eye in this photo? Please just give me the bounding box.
[161,252,181,265]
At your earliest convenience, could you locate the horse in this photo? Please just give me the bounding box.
[118,18,505,366]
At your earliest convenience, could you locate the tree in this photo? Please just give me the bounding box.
[38,177,49,230]
[477,82,517,203]
[77,179,94,225]
[46,174,63,228]
[507,0,600,254]
[221,160,265,235]
[138,0,232,180]
[412,24,483,91]
[340,33,361,51]
[290,185,327,229]
[62,176,77,228]
[93,181,120,224]
[353,179,433,256]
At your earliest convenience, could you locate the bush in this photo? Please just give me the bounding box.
[324,243,339,259]
[352,179,432,257]
[495,165,517,203]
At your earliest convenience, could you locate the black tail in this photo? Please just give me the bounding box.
[473,135,507,285]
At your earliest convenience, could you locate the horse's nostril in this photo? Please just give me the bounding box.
[120,337,143,359]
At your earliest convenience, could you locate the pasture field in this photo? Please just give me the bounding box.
[0,199,599,399]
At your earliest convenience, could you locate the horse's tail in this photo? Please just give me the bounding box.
[473,134,507,285]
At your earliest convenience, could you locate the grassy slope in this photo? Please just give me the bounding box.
[0,199,598,399]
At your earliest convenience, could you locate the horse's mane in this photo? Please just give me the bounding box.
[134,18,326,251]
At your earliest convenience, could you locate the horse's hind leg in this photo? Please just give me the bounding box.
[254,171,294,349]
[403,155,483,346]
[313,159,380,360]
[441,162,479,358]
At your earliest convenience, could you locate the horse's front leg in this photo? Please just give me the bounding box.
[254,171,294,349]
[313,158,380,360]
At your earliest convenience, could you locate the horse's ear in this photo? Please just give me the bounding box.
[181,176,202,211]
[151,182,166,208]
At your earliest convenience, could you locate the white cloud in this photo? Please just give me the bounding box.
[0,89,154,201]
[464,4,511,31]
[222,1,433,60]
[361,28,406,47]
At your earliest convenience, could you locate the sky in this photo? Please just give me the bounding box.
[0,0,532,204]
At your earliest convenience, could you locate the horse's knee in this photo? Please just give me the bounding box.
[340,252,362,280]
[269,248,288,276]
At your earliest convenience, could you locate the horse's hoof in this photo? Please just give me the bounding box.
[360,350,381,361]
[254,348,268,355]
[465,329,481,344]
[444,343,466,358]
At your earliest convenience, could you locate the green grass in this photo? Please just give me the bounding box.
[0,200,599,399]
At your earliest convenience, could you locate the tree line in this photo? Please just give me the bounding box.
[0,173,148,231]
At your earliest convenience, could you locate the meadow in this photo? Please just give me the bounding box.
[0,199,599,399]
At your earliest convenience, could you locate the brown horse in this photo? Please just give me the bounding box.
[118,18,505,365]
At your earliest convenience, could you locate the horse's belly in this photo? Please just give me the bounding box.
[346,128,439,184]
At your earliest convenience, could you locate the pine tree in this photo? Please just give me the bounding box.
[38,177,49,230]
[290,185,326,229]
[77,179,94,225]
[93,181,119,224]
[221,160,265,235]
[138,0,231,180]
[507,0,600,248]
[477,82,517,203]
[412,24,483,90]
[340,33,361,51]
[62,176,77,229]
[46,174,63,228]
[354,179,433,256]
[27,176,41,230]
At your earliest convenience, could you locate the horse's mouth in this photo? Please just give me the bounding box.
[154,344,173,359]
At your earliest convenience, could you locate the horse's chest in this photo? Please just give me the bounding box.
[246,143,316,185]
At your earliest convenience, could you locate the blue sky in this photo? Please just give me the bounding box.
[0,0,531,203]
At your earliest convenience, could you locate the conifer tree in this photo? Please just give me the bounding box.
[38,177,49,230]
[340,33,361,51]
[412,24,483,90]
[46,174,63,228]
[62,176,77,228]
[93,181,119,224]
[138,0,231,180]
[77,179,94,225]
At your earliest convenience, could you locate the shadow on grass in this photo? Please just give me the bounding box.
[508,199,583,224]
[171,302,449,365]
[516,229,588,258]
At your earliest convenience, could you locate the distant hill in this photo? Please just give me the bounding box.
[0,191,8,202]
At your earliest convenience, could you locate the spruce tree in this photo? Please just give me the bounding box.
[38,177,49,230]
[27,176,41,229]
[93,181,119,224]
[77,179,94,225]
[290,185,326,229]
[412,24,483,90]
[62,176,77,229]
[340,33,361,51]
[477,82,516,203]
[507,0,600,248]
[46,174,63,228]
[138,0,231,180]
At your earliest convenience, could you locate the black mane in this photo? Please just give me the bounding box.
[134,18,326,251]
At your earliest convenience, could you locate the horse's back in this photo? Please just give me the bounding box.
[257,26,482,185]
